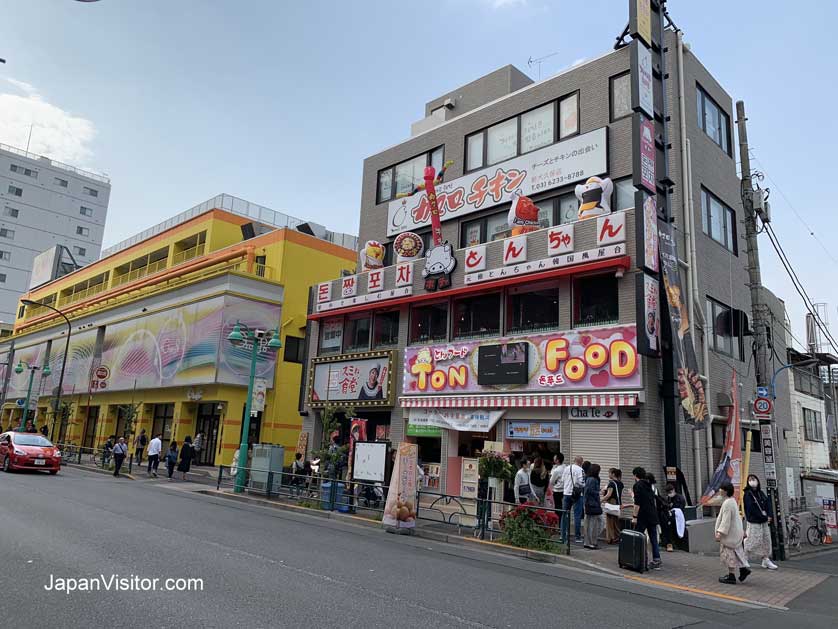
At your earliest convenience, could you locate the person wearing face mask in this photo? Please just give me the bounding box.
[659,482,686,552]
[743,474,778,570]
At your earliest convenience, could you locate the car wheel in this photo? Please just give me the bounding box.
[3,456,10,472]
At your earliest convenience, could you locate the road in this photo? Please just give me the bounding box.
[0,466,834,628]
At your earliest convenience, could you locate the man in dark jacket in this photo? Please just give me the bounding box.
[660,482,687,551]
[631,467,661,569]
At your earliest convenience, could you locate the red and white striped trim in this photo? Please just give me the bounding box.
[399,393,639,409]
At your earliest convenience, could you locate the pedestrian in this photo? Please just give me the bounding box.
[25,420,37,433]
[549,453,566,518]
[631,467,662,569]
[715,481,751,584]
[177,435,193,480]
[743,474,778,570]
[530,456,549,506]
[660,482,687,552]
[40,424,49,437]
[112,437,128,477]
[514,458,534,504]
[562,456,585,543]
[602,468,624,544]
[192,431,203,466]
[291,452,306,496]
[133,429,148,465]
[103,435,115,467]
[165,441,179,481]
[146,432,162,478]
[583,463,604,549]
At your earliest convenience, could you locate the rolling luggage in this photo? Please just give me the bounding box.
[618,529,647,573]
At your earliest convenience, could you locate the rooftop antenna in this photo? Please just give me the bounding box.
[527,52,559,81]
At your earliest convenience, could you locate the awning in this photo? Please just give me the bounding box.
[399,392,639,409]
[802,468,838,484]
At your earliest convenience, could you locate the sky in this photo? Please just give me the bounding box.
[0,0,836,349]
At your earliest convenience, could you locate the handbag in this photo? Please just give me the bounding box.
[603,503,621,516]
[518,483,532,497]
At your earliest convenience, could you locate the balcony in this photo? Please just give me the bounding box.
[62,284,107,306]
[172,242,206,266]
[111,258,168,288]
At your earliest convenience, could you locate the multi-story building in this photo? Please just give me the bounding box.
[0,143,110,322]
[0,195,355,466]
[301,26,796,510]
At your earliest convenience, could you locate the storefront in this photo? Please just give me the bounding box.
[504,419,561,461]
[405,422,442,491]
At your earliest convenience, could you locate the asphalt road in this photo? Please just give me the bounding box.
[0,466,834,628]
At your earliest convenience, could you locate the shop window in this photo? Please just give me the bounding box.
[610,71,632,121]
[507,281,560,334]
[557,192,578,224]
[283,336,305,363]
[487,118,518,165]
[559,91,580,139]
[373,310,400,348]
[574,274,618,327]
[520,102,555,154]
[377,146,444,203]
[319,317,343,354]
[803,408,824,442]
[410,301,448,344]
[701,188,737,254]
[344,315,371,352]
[613,177,635,211]
[453,293,500,339]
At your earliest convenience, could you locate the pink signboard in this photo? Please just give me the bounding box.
[638,116,656,194]
[403,325,641,395]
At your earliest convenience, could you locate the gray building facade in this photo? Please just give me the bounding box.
[302,30,796,512]
[0,143,110,322]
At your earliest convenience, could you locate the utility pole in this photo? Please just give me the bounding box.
[736,100,785,560]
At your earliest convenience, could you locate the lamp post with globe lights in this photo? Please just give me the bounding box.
[15,360,50,431]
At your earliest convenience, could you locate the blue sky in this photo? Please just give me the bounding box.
[1,0,836,348]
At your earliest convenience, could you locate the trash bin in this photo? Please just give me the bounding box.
[335,482,350,512]
[320,481,334,510]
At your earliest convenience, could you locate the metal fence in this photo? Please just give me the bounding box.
[57,442,137,475]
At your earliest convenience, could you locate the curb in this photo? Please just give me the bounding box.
[62,463,135,480]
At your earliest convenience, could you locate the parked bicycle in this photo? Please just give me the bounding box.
[786,512,802,550]
[807,513,829,546]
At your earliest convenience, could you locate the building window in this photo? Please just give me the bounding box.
[742,429,761,452]
[0,250,9,261]
[0,273,5,283]
[7,185,22,197]
[54,177,68,188]
[696,85,731,155]
[3,206,19,218]
[559,92,580,139]
[487,118,518,165]
[466,132,484,171]
[453,293,500,339]
[507,280,560,334]
[377,146,444,203]
[83,186,98,197]
[700,188,737,253]
[73,246,86,257]
[610,72,632,121]
[803,408,824,442]
[520,102,555,154]
[794,368,823,398]
[76,226,90,236]
[10,164,37,178]
[283,336,305,363]
[79,206,94,217]
[344,315,371,352]
[319,318,343,354]
[0,228,15,240]
[410,301,448,344]
[613,177,635,211]
[705,297,744,360]
[574,274,618,327]
[373,310,400,348]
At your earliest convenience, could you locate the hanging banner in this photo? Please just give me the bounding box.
[252,378,267,413]
[347,418,368,481]
[382,442,418,530]
[634,190,659,273]
[631,40,654,119]
[408,408,505,432]
[633,113,656,194]
[700,373,742,505]
[658,222,709,427]
[636,272,660,356]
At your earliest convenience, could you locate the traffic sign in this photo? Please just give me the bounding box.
[757,386,769,398]
[94,365,110,380]
[753,397,773,415]
[15,398,24,407]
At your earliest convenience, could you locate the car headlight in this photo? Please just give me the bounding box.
[54,450,62,458]
[13,449,26,456]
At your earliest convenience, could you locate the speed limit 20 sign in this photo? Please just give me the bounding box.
[753,396,773,416]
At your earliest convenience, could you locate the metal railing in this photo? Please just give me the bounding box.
[61,283,107,306]
[230,259,272,280]
[57,442,135,475]
[171,243,206,266]
[111,258,168,287]
[0,141,110,183]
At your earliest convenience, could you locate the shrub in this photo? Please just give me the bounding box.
[498,503,560,551]
[478,452,514,482]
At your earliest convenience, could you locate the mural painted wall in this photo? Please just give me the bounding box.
[403,325,642,395]
[44,329,98,396]
[6,342,48,399]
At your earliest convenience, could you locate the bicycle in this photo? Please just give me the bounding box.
[807,513,829,546]
[786,513,802,550]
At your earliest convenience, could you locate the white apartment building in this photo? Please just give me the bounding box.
[0,143,110,322]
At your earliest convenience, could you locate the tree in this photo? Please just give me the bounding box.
[312,404,354,476]
[117,402,142,439]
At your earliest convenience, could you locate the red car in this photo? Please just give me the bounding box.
[0,432,61,474]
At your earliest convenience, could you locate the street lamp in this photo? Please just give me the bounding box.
[226,321,281,493]
[770,358,819,399]
[14,360,50,431]
[22,299,72,442]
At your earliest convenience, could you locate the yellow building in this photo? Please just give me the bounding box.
[0,198,356,466]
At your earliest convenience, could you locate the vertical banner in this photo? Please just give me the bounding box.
[382,442,418,529]
[700,373,742,505]
[659,222,709,427]
[636,272,660,356]
[633,113,656,194]
[629,0,652,46]
[347,418,368,480]
[634,190,660,272]
[252,377,267,413]
[630,39,654,118]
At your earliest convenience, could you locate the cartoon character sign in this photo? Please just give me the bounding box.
[507,190,541,236]
[575,176,613,221]
[359,240,385,272]
[393,231,424,262]
[422,242,456,291]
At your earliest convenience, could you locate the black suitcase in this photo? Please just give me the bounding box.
[618,529,647,573]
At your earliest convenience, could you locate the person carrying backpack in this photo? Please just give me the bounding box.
[134,429,148,465]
